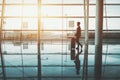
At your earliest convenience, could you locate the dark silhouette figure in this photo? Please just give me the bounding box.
[74,22,83,75]
[74,53,80,75]
[74,45,82,75]
[70,37,76,60]
[75,22,82,48]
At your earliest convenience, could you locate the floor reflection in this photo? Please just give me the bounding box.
[0,41,120,80]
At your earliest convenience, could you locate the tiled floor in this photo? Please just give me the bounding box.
[0,40,120,80]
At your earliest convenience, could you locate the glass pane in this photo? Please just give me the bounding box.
[103,18,120,30]
[0,60,1,66]
[23,55,37,66]
[41,44,65,53]
[23,6,37,16]
[3,18,22,30]
[21,18,38,30]
[63,67,81,76]
[104,6,120,16]
[42,67,62,76]
[0,6,2,16]
[88,45,95,53]
[41,18,84,30]
[89,0,96,4]
[42,0,62,4]
[5,67,23,77]
[63,6,84,16]
[43,0,96,4]
[41,18,62,30]
[103,45,120,53]
[2,41,37,54]
[0,0,2,4]
[5,0,37,4]
[42,78,83,80]
[63,55,78,65]
[0,68,2,76]
[102,66,120,78]
[2,43,21,54]
[42,0,85,4]
[4,55,22,66]
[24,67,37,77]
[89,6,96,16]
[41,78,60,80]
[4,6,22,16]
[41,6,62,16]
[42,6,84,16]
[63,0,83,4]
[63,67,94,78]
[3,18,37,30]
[22,42,37,54]
[5,0,23,4]
[65,18,84,30]
[89,18,95,30]
[106,0,120,3]
[23,0,37,4]
[4,6,37,16]
[41,55,62,65]
[103,55,120,65]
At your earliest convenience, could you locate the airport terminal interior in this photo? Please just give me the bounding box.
[0,0,120,80]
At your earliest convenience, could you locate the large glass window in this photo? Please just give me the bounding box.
[0,0,120,80]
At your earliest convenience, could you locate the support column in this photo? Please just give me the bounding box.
[0,0,6,80]
[95,0,103,80]
[37,0,41,80]
[82,0,89,80]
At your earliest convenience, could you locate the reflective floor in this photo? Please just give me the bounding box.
[0,39,120,80]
